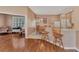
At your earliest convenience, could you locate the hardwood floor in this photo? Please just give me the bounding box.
[0,34,76,52]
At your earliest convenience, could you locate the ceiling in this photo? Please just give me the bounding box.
[29,6,73,15]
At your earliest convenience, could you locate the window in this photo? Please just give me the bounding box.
[12,16,25,28]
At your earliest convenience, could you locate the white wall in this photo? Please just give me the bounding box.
[61,29,76,49]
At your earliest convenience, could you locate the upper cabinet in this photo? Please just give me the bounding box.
[60,11,74,29]
[53,11,74,29]
[36,16,48,26]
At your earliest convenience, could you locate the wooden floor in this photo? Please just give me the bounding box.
[0,34,76,52]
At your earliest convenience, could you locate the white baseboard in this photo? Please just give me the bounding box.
[64,47,79,52]
[75,48,79,52]
[64,47,76,49]
[48,41,76,50]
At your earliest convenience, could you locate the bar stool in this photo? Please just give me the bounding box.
[36,25,49,40]
[40,31,49,40]
[52,28,64,51]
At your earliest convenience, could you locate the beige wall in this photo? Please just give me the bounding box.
[27,7,36,36]
[0,14,5,27]
[27,7,36,27]
[72,7,79,50]
[36,15,60,25]
[0,14,12,27]
[72,7,79,30]
[5,15,12,26]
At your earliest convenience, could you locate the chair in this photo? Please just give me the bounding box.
[52,28,64,51]
[40,30,49,40]
[36,25,49,40]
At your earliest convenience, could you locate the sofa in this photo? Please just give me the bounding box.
[0,26,9,34]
